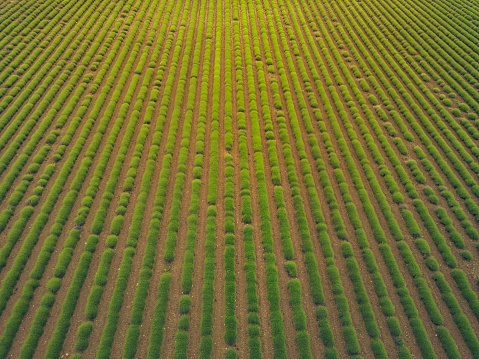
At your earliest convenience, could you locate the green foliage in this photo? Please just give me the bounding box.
[285,261,297,277]
[461,251,473,261]
[179,295,191,315]
[75,322,93,351]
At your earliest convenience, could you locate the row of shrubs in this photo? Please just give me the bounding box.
[299,0,458,357]
[0,0,126,355]
[0,0,59,79]
[195,0,223,356]
[44,0,164,357]
[354,0,479,210]
[101,1,185,357]
[171,3,212,358]
[221,1,238,355]
[0,0,81,117]
[267,0,363,356]
[336,0,479,226]
[231,2,262,356]
[326,0,479,358]
[239,0,288,356]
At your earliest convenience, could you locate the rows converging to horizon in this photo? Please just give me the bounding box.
[0,0,479,358]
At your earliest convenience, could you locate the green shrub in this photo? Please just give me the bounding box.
[106,235,118,248]
[47,278,62,293]
[451,108,461,117]
[436,327,461,359]
[296,331,312,359]
[75,322,93,351]
[343,326,360,354]
[461,251,473,261]
[285,261,297,277]
[368,95,378,105]
[425,257,439,271]
[179,295,191,314]
[177,315,190,331]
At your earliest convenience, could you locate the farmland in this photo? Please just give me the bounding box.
[0,0,479,357]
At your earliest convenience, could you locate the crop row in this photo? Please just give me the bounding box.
[145,0,206,357]
[40,0,163,357]
[247,0,321,356]
[0,0,101,208]
[230,1,262,356]
[331,0,478,208]
[344,0,479,213]
[101,0,202,357]
[0,0,127,355]
[74,0,180,357]
[218,0,238,355]
[316,0,479,356]
[287,0,458,356]
[186,1,220,358]
[239,0,290,357]
[171,0,212,357]
[326,0,476,274]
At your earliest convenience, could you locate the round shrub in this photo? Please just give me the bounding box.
[41,293,56,308]
[451,108,461,117]
[392,192,404,204]
[225,349,237,359]
[443,99,452,107]
[415,238,430,254]
[368,95,378,105]
[177,315,190,330]
[47,278,62,293]
[461,251,473,261]
[27,195,39,206]
[248,313,259,325]
[179,295,191,314]
[285,261,297,277]
[387,317,401,337]
[425,257,439,271]
[420,73,430,82]
[427,195,439,205]
[106,235,118,248]
[248,325,260,337]
[459,103,470,112]
[423,186,434,196]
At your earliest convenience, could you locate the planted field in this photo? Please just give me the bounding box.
[1,0,479,357]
